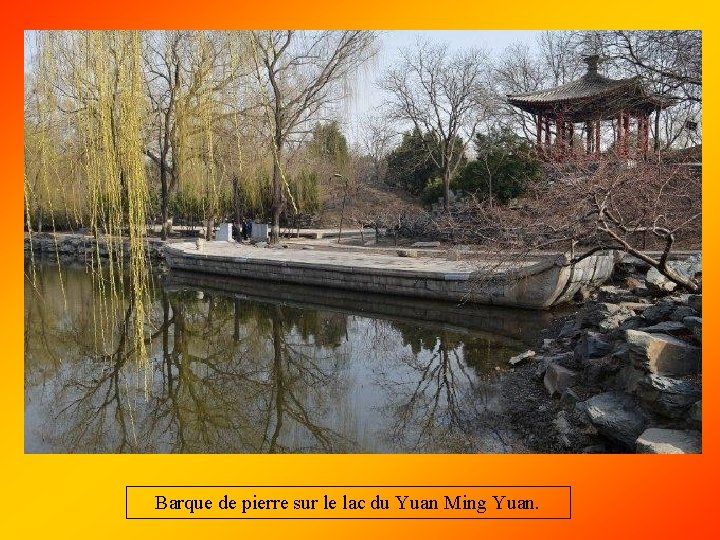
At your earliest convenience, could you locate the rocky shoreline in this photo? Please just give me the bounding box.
[501,255,702,453]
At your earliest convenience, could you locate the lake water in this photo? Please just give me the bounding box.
[25,263,552,454]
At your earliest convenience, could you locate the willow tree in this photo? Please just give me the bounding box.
[26,31,152,378]
[249,30,377,242]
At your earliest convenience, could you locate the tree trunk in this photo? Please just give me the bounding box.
[232,174,241,240]
[160,170,169,240]
[270,142,285,244]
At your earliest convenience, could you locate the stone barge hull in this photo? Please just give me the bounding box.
[164,242,615,309]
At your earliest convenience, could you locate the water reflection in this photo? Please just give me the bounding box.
[25,264,550,453]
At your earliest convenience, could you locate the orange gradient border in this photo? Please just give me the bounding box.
[3,2,714,539]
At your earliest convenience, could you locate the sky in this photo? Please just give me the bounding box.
[345,30,540,143]
[24,30,542,143]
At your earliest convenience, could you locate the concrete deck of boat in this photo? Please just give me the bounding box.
[167,240,538,280]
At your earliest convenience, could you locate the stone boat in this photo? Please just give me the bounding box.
[164,242,616,309]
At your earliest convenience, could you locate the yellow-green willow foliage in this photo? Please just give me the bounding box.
[28,31,152,384]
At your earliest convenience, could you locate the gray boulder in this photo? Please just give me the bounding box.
[626,330,701,375]
[574,330,612,360]
[636,374,701,418]
[639,320,687,335]
[670,305,696,322]
[544,364,579,396]
[508,350,535,366]
[582,303,625,327]
[642,300,675,323]
[689,400,702,427]
[683,316,702,343]
[688,294,702,314]
[582,356,623,387]
[636,428,701,454]
[576,392,646,449]
[645,254,701,293]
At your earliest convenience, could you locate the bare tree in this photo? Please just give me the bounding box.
[380,40,489,212]
[456,160,701,292]
[248,30,377,243]
[490,32,584,140]
[144,31,247,239]
[357,113,398,185]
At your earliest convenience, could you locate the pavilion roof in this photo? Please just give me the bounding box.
[507,56,675,121]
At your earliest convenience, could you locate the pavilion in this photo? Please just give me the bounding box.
[507,55,675,161]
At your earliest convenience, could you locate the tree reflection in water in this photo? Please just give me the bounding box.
[373,322,519,453]
[25,264,540,453]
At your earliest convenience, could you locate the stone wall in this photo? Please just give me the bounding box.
[24,234,166,264]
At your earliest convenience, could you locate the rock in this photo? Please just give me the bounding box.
[599,311,635,332]
[635,428,701,454]
[619,301,652,312]
[558,320,580,338]
[682,316,702,343]
[670,305,696,322]
[615,262,638,277]
[626,330,701,375]
[581,443,608,453]
[688,294,702,314]
[544,352,575,367]
[611,343,630,361]
[599,285,619,294]
[553,411,576,448]
[508,350,535,366]
[614,365,645,393]
[639,320,687,335]
[646,269,676,293]
[544,364,579,396]
[645,255,701,294]
[534,359,549,380]
[582,302,625,327]
[542,338,554,350]
[609,317,646,341]
[642,300,675,323]
[688,400,702,427]
[255,241,268,248]
[636,374,701,418]
[574,330,612,359]
[576,392,646,449]
[669,293,691,305]
[625,277,644,290]
[560,388,580,405]
[397,249,418,258]
[411,241,440,248]
[582,356,623,387]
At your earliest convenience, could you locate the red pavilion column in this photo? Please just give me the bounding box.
[617,110,626,157]
[623,112,630,157]
[595,120,601,157]
[536,114,543,154]
[544,117,551,159]
[586,122,593,155]
[556,113,565,161]
[641,114,650,158]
